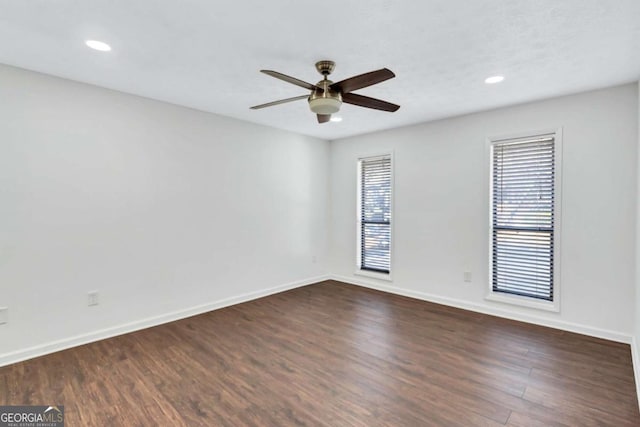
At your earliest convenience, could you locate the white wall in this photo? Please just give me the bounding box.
[330,83,639,341]
[634,81,640,402]
[0,64,329,364]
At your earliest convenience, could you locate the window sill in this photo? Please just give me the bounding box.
[485,292,559,312]
[355,269,393,282]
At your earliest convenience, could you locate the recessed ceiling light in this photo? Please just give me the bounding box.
[485,75,504,84]
[85,40,111,52]
[330,116,343,122]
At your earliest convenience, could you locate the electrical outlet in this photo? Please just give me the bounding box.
[0,307,7,325]
[464,272,472,282]
[88,291,99,307]
[312,255,317,264]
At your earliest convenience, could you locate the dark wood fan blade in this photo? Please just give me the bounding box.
[261,70,320,91]
[330,68,395,94]
[342,93,400,112]
[317,114,331,123]
[250,95,309,110]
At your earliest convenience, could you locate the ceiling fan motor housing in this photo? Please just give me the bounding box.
[308,79,342,114]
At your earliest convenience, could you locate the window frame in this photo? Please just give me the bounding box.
[486,128,562,312]
[356,152,394,281]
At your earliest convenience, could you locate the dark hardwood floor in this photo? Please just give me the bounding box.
[1,280,638,426]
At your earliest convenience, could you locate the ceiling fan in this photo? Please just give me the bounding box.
[250,60,400,123]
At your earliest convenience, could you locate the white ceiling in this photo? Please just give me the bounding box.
[1,0,639,140]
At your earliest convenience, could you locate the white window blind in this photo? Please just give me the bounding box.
[492,136,555,301]
[360,156,391,273]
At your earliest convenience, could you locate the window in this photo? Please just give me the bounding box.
[358,155,392,275]
[489,131,561,308]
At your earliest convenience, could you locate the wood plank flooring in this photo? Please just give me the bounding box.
[1,280,638,426]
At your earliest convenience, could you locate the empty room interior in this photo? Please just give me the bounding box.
[2,1,640,425]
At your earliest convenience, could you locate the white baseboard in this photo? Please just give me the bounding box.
[331,274,633,344]
[632,337,640,411]
[0,274,330,367]
[2,272,634,374]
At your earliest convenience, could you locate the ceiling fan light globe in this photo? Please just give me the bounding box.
[309,97,342,114]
